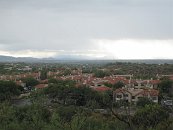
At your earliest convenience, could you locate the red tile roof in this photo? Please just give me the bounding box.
[93,86,112,92]
[40,79,48,84]
[149,80,160,85]
[139,89,159,96]
[114,88,130,94]
[169,77,173,81]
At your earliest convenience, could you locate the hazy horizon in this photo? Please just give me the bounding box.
[0,0,172,59]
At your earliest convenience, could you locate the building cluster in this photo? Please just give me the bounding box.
[3,67,171,104]
[1,64,173,105]
[0,72,40,81]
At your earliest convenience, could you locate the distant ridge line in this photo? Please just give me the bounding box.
[0,55,173,64]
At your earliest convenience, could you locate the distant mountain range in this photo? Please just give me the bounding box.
[0,55,40,62]
[0,55,173,64]
[0,55,92,62]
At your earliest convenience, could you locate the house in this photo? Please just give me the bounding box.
[113,88,132,102]
[125,79,160,89]
[148,80,160,89]
[113,88,159,104]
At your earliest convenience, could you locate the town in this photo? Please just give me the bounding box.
[0,61,173,130]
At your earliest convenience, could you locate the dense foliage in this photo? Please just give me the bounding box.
[158,79,173,94]
[133,104,169,129]
[0,81,21,101]
[136,97,154,107]
[105,62,173,79]
[21,77,39,89]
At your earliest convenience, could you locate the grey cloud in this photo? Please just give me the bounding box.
[0,0,172,53]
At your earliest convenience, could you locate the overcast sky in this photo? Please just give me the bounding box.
[0,0,172,59]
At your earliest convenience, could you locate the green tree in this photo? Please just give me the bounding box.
[113,81,124,89]
[14,103,51,130]
[50,106,90,130]
[48,78,59,84]
[50,106,76,130]
[136,97,154,108]
[158,79,173,94]
[0,81,20,101]
[45,81,96,106]
[132,104,169,129]
[62,69,71,76]
[0,102,17,130]
[40,70,47,80]
[104,82,113,88]
[22,77,39,89]
[94,70,107,78]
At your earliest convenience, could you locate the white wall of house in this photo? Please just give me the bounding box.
[114,91,158,104]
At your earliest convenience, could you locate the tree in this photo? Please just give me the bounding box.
[56,106,76,123]
[104,81,125,90]
[0,81,20,101]
[50,106,76,129]
[45,81,96,106]
[62,69,71,76]
[113,81,124,89]
[132,104,169,129]
[94,70,107,78]
[48,78,59,84]
[50,106,90,130]
[14,103,51,130]
[136,97,154,108]
[22,77,39,90]
[40,70,47,80]
[158,79,173,94]
[0,102,18,130]
[94,91,134,129]
[104,82,113,88]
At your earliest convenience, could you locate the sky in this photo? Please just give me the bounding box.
[0,0,173,59]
